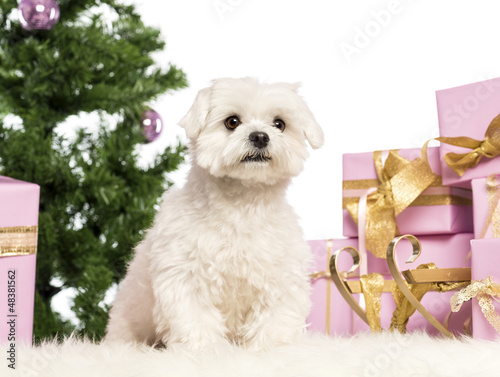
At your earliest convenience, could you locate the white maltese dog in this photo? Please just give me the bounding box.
[106,77,324,351]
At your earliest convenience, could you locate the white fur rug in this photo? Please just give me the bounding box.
[4,332,499,377]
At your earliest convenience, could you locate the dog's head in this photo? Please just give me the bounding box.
[179,77,324,184]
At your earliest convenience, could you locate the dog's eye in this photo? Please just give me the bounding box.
[225,116,241,130]
[273,119,286,132]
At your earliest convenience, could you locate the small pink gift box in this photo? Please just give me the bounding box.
[0,176,40,346]
[342,147,473,239]
[307,239,357,336]
[471,175,500,238]
[471,239,500,340]
[352,233,473,334]
[436,77,500,187]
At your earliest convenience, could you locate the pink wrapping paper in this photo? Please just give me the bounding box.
[307,239,357,336]
[471,176,500,238]
[352,290,472,335]
[352,233,473,334]
[471,239,500,340]
[436,77,500,187]
[342,147,473,238]
[0,176,40,346]
[367,233,474,276]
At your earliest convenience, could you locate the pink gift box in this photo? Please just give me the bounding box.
[352,233,473,334]
[342,147,473,238]
[352,290,472,335]
[307,239,357,336]
[436,77,500,187]
[0,176,40,346]
[367,232,474,276]
[471,176,500,238]
[471,239,500,340]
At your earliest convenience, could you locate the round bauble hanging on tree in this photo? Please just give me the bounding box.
[18,0,60,31]
[141,109,163,143]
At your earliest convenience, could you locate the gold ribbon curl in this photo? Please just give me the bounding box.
[436,113,500,177]
[451,277,500,335]
[346,145,437,258]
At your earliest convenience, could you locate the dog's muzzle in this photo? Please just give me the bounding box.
[242,132,271,163]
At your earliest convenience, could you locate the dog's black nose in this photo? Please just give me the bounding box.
[249,132,270,149]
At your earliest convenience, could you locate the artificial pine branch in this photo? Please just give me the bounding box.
[0,0,187,342]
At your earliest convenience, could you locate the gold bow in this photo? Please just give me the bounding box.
[346,145,437,258]
[451,277,500,335]
[436,113,500,176]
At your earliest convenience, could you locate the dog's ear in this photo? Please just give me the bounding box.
[286,83,324,149]
[297,95,324,149]
[302,113,324,149]
[178,87,212,139]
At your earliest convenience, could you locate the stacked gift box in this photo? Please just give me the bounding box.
[0,176,40,345]
[308,76,500,340]
[437,77,500,341]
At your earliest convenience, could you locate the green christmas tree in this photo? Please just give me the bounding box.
[0,0,187,342]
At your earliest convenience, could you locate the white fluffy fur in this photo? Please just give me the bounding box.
[8,332,500,376]
[106,78,324,351]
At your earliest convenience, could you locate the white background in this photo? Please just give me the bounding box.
[55,0,500,321]
[135,0,500,241]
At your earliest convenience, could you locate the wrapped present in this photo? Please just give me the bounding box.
[471,175,500,238]
[307,239,357,336]
[436,77,500,187]
[348,233,473,335]
[451,239,500,340]
[0,176,40,346]
[367,233,474,276]
[343,146,473,258]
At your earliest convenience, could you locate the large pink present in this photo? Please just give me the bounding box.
[307,239,357,336]
[342,147,473,258]
[469,239,500,340]
[471,175,500,238]
[0,176,40,348]
[349,233,473,335]
[436,77,500,187]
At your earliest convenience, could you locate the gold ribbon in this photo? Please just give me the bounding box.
[346,145,437,258]
[308,240,333,335]
[0,226,38,257]
[390,263,434,333]
[436,113,500,176]
[389,263,467,334]
[451,277,500,335]
[359,273,384,332]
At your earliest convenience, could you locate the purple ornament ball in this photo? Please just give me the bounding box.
[18,0,60,31]
[141,110,163,143]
